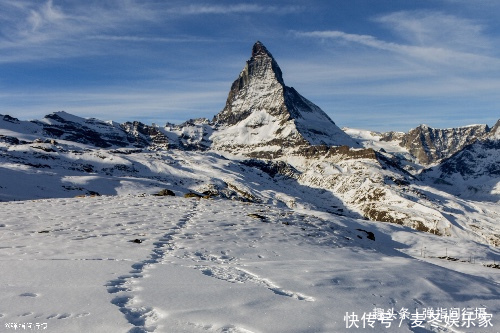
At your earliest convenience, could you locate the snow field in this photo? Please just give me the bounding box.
[1,195,499,332]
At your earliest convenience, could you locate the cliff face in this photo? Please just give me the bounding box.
[211,41,359,154]
[380,123,491,165]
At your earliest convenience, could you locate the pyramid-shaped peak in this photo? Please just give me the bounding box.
[212,42,360,149]
[252,41,273,58]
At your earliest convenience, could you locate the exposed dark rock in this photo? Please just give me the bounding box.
[1,114,20,123]
[155,189,175,196]
[356,228,375,241]
[0,135,20,145]
[184,192,203,199]
[241,159,299,178]
[121,121,169,147]
[38,112,136,148]
[293,145,377,161]
[102,164,137,175]
[109,149,143,155]
[25,163,51,169]
[247,213,267,221]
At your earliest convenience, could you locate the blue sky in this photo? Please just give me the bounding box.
[1,0,500,132]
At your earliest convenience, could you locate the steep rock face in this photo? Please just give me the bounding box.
[211,41,358,154]
[422,137,500,202]
[380,124,490,165]
[438,140,500,178]
[487,119,500,139]
[121,121,169,148]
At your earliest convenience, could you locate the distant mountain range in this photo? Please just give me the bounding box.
[1,41,498,247]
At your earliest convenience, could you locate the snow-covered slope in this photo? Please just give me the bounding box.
[343,127,422,173]
[1,195,499,332]
[0,112,166,149]
[3,118,499,245]
[422,139,500,202]
[211,41,359,155]
[1,43,499,245]
[370,123,495,166]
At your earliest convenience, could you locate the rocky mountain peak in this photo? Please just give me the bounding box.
[249,41,284,84]
[488,119,500,139]
[387,123,491,165]
[212,42,359,152]
[252,41,271,57]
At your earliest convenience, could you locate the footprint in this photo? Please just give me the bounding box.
[111,295,132,308]
[195,265,314,302]
[218,325,255,333]
[413,298,423,306]
[45,313,73,320]
[19,312,33,317]
[269,288,315,302]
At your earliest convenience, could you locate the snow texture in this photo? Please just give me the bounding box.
[1,195,499,332]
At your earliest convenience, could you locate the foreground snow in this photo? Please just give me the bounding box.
[1,195,499,332]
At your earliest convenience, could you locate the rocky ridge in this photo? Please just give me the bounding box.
[380,123,494,165]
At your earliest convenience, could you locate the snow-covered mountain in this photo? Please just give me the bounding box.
[422,138,500,201]
[0,42,499,246]
[2,111,498,245]
[0,112,167,149]
[211,41,359,156]
[1,41,500,332]
[377,123,495,165]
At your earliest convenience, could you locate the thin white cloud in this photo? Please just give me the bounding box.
[168,4,303,15]
[26,0,64,33]
[295,26,499,70]
[0,0,165,62]
[296,30,400,52]
[295,10,500,71]
[0,1,301,63]
[375,11,491,51]
[87,35,214,43]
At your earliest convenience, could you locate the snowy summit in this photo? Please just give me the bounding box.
[212,41,359,153]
